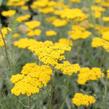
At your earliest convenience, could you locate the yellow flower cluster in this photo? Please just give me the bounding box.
[68,25,91,40]
[2,10,16,17]
[7,0,26,7]
[10,63,52,96]
[103,16,109,22]
[70,0,80,3]
[52,18,68,27]
[107,70,109,78]
[92,31,109,52]
[72,93,96,106]
[91,5,105,18]
[25,20,41,29]
[14,38,72,66]
[55,8,87,21]
[23,20,41,37]
[16,14,31,23]
[31,0,68,14]
[31,0,55,14]
[45,30,57,37]
[55,61,80,76]
[77,67,103,85]
[31,0,87,22]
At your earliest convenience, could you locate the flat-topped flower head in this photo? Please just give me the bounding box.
[72,93,96,106]
[10,63,52,96]
[69,25,91,40]
[14,38,72,66]
[92,31,109,52]
[2,10,16,17]
[55,61,80,76]
[77,67,103,85]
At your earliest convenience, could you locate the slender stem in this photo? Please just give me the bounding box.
[0,29,11,68]
[60,77,71,109]
[27,96,31,109]
[18,99,29,108]
[103,77,108,108]
[48,71,55,109]
[49,77,53,109]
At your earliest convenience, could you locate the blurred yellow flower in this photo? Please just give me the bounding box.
[2,10,16,17]
[25,20,41,29]
[16,14,31,22]
[46,30,57,37]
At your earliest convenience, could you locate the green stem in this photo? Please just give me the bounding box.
[60,77,71,109]
[27,96,31,109]
[0,29,11,68]
[103,77,108,108]
[48,74,54,109]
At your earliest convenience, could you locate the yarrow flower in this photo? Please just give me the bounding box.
[16,14,31,22]
[91,5,105,18]
[68,25,91,40]
[25,20,41,29]
[72,93,96,106]
[52,18,68,27]
[77,67,103,85]
[14,38,72,66]
[92,31,109,52]
[2,10,16,17]
[7,0,26,7]
[55,8,87,21]
[55,61,80,76]
[45,30,57,37]
[10,63,52,96]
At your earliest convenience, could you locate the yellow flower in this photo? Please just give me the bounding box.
[10,63,52,96]
[107,69,109,78]
[31,0,49,8]
[52,19,67,27]
[58,38,72,46]
[77,67,103,85]
[21,6,29,10]
[92,36,109,52]
[69,25,91,40]
[103,16,109,22]
[102,31,109,41]
[46,16,57,23]
[27,29,41,37]
[39,7,54,14]
[92,37,104,48]
[46,30,57,37]
[25,20,41,29]
[72,93,96,106]
[12,33,20,38]
[2,10,16,17]
[7,1,26,6]
[14,38,71,66]
[16,14,31,22]
[70,0,80,3]
[34,29,41,36]
[55,8,87,21]
[91,6,105,18]
[55,61,80,76]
